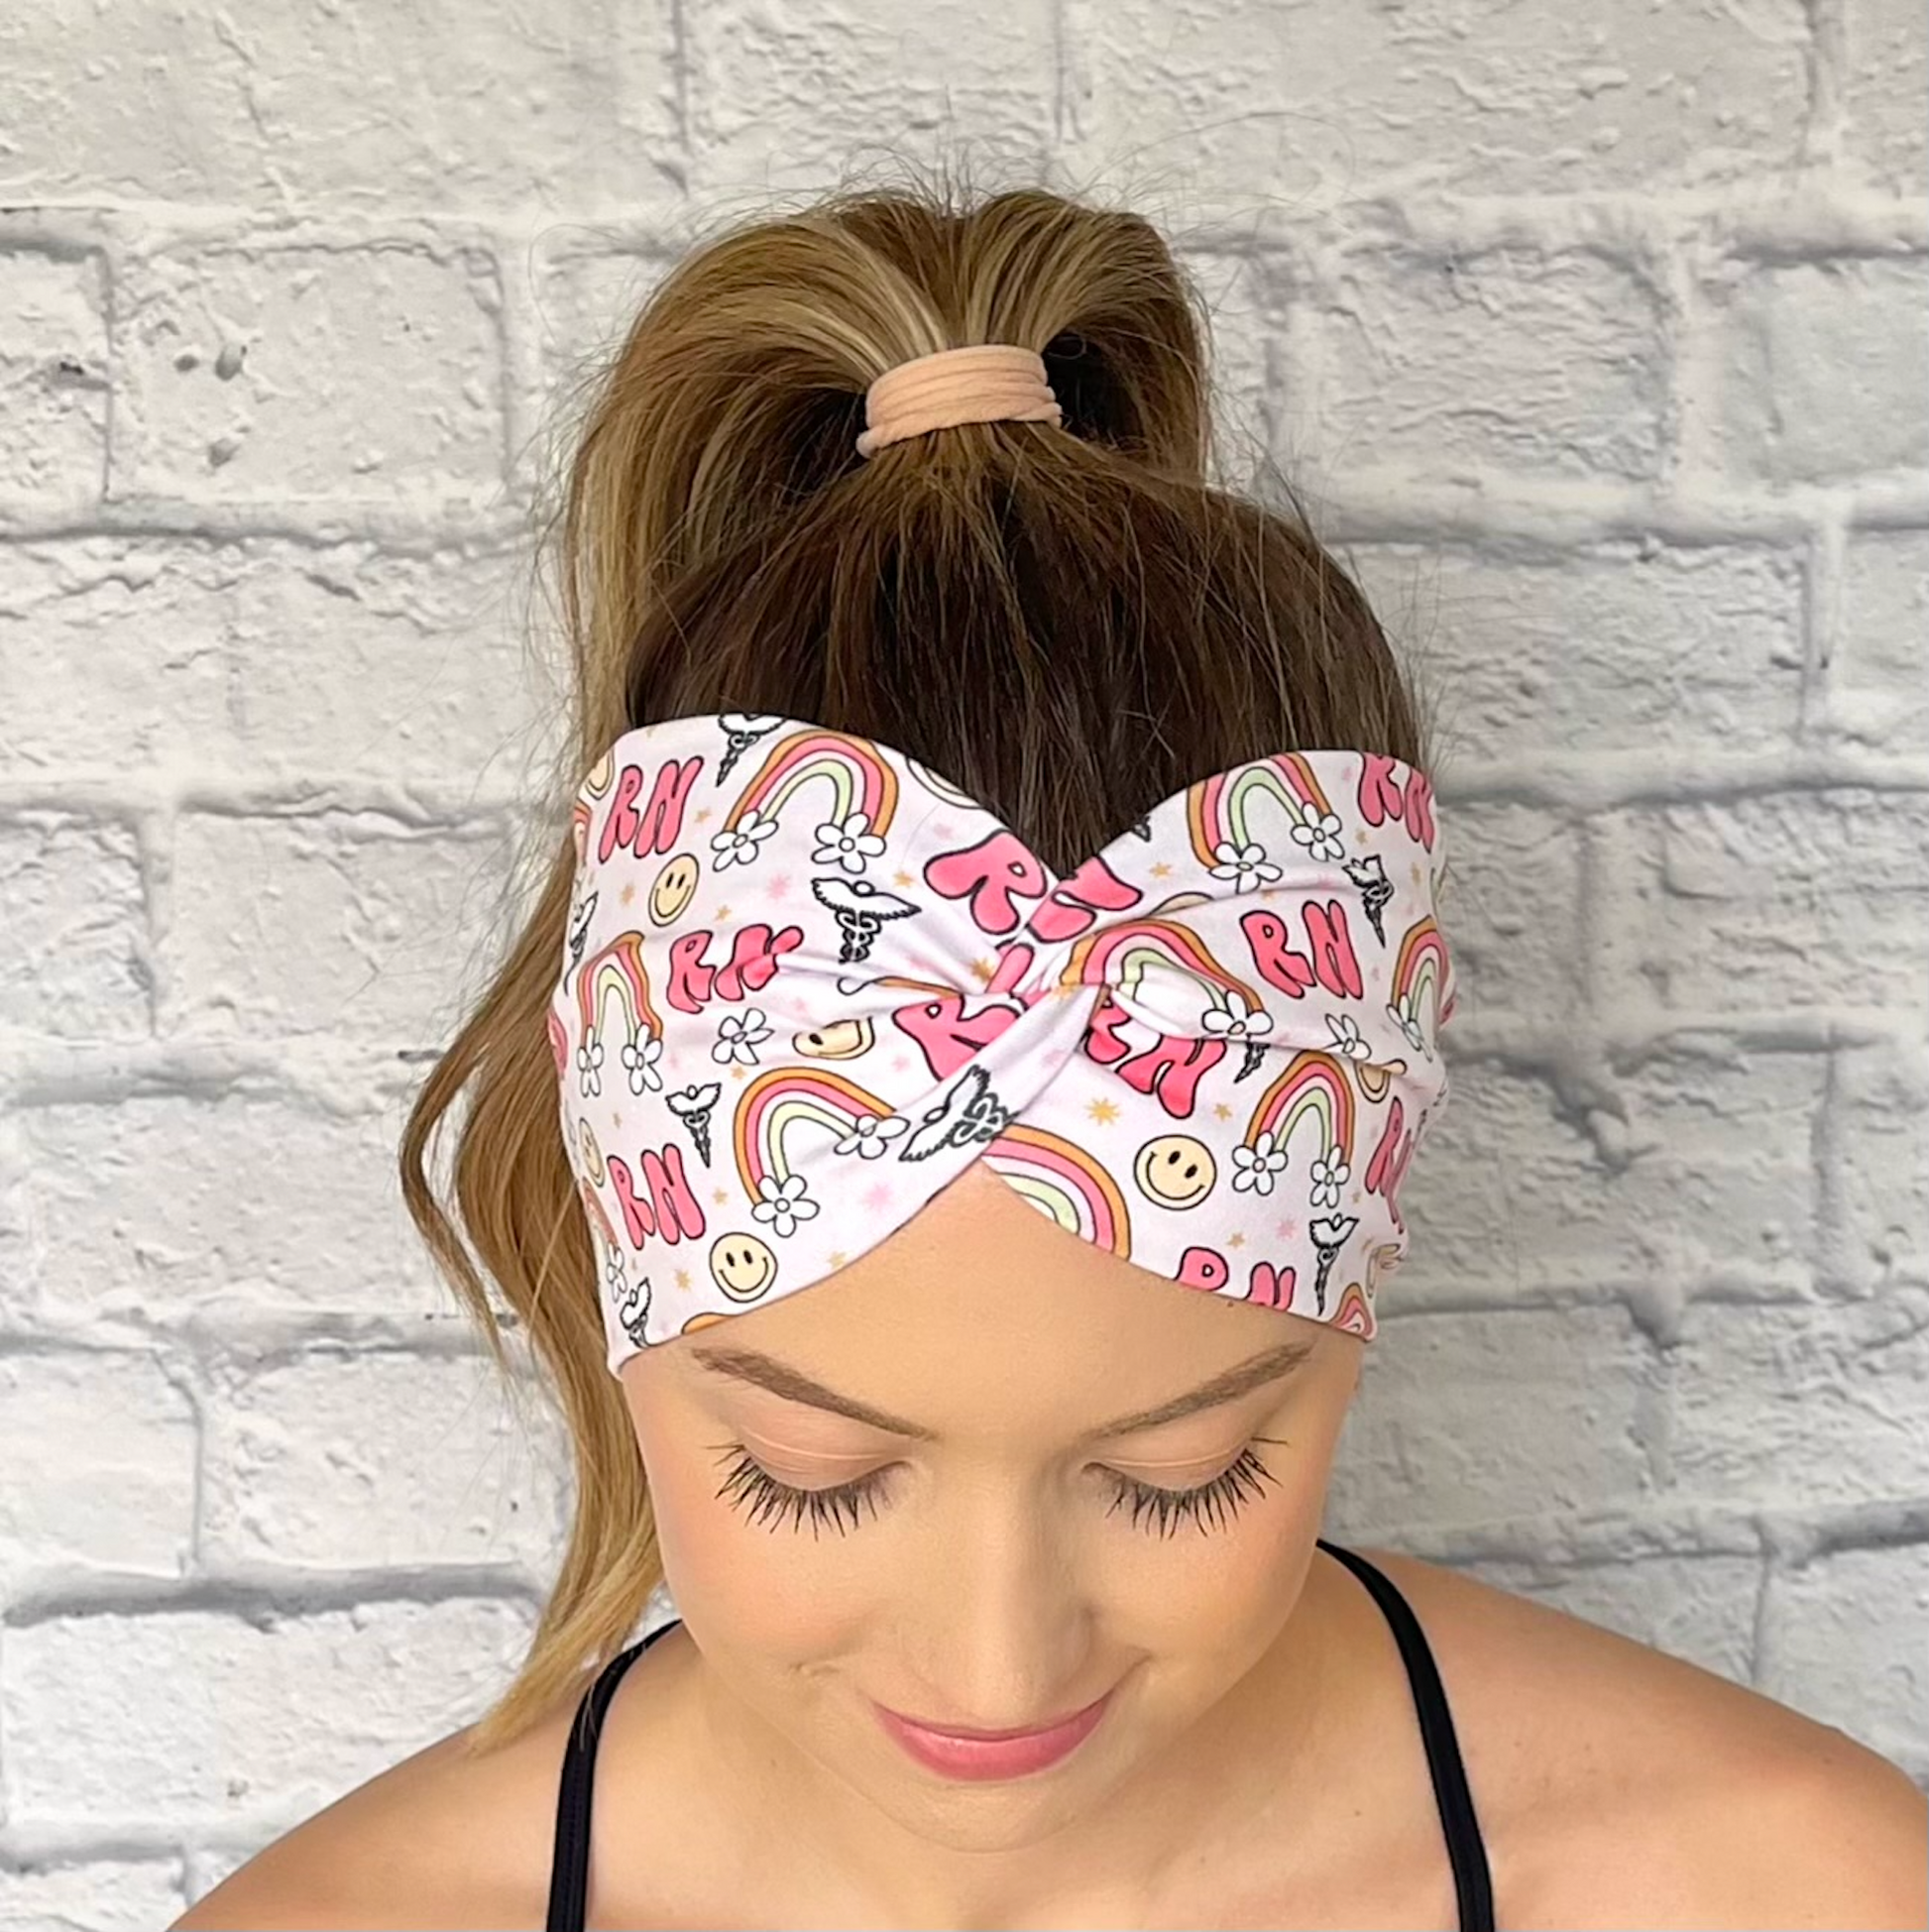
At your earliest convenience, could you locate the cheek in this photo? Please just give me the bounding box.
[622,1383,868,1657]
[1118,1393,1350,1651]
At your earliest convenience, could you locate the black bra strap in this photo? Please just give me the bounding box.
[544,1623,676,1932]
[1317,1538,1496,1932]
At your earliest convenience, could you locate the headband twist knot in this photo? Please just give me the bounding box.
[857,344,1063,458]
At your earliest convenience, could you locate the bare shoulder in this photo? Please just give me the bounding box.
[169,1698,575,1931]
[1353,1545,1928,1928]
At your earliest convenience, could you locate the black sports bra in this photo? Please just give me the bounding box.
[546,1537,1495,1930]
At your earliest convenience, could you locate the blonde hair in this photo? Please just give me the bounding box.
[401,171,1437,1752]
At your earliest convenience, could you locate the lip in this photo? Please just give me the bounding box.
[873,1687,1115,1780]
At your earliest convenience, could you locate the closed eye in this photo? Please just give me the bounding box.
[708,1439,1287,1540]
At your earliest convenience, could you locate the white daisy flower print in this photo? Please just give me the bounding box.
[576,1033,605,1098]
[711,810,777,869]
[622,1031,664,1094]
[1230,1130,1290,1195]
[834,1112,909,1159]
[1307,1146,1350,1209]
[1290,810,1346,864]
[1388,1001,1429,1054]
[751,1173,820,1238]
[1208,840,1284,891]
[713,1007,773,1066]
[812,811,888,875]
[1200,988,1274,1040]
[1324,1013,1372,1061]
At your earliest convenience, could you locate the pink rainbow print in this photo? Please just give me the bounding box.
[1241,1049,1356,1160]
[1186,753,1338,869]
[579,1176,621,1253]
[570,791,596,866]
[1327,1278,1375,1340]
[983,1124,1133,1258]
[1392,916,1451,1036]
[734,1064,895,1200]
[1059,919,1261,1008]
[574,932,665,1046]
[724,730,900,838]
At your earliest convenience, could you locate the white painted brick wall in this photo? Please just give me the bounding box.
[1,0,1924,1917]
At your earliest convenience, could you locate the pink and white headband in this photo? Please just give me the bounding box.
[548,712,1459,1375]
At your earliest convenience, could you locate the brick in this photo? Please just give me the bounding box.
[1827,525,1929,756]
[1,1599,532,1829]
[12,1091,458,1328]
[1321,249,1667,481]
[0,1352,194,1590]
[0,0,668,213]
[0,814,150,1041]
[1592,791,1929,1015]
[1823,1042,1929,1295]
[1351,540,1803,759]
[1423,801,1582,1022]
[0,1860,183,1932]
[1698,257,1929,483]
[1405,1048,1825,1298]
[683,0,1055,190]
[1331,1307,1657,1531]
[200,1350,565,1570]
[0,536,537,784]
[114,242,509,510]
[0,251,109,511]
[1759,1540,1929,1758]
[1062,0,1808,197]
[1841,0,1929,191]
[1665,1292,1929,1508]
[158,809,511,1044]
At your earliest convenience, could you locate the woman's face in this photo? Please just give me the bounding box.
[619,1160,1363,1864]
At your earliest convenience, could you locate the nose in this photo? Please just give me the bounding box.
[893,1510,1102,1736]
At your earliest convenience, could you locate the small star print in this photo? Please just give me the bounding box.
[1085,1096,1120,1124]
[829,1251,848,1269]
[695,808,712,823]
[712,1189,729,1205]
[1149,861,1172,878]
[715,904,733,923]
[970,958,996,982]
[894,870,915,888]
[1227,1231,1246,1249]
[620,881,636,904]
[1212,1101,1233,1121]
[674,1268,690,1289]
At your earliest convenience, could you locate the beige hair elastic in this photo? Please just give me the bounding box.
[856,343,1064,457]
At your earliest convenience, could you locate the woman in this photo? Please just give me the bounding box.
[174,183,1925,1931]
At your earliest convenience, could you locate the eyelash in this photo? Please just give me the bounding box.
[711,1438,1286,1540]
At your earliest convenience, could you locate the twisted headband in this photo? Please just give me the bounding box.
[549,714,1459,1373]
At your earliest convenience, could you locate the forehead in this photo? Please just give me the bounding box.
[664,1163,1327,1436]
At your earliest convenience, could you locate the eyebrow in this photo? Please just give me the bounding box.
[686,1335,1316,1444]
